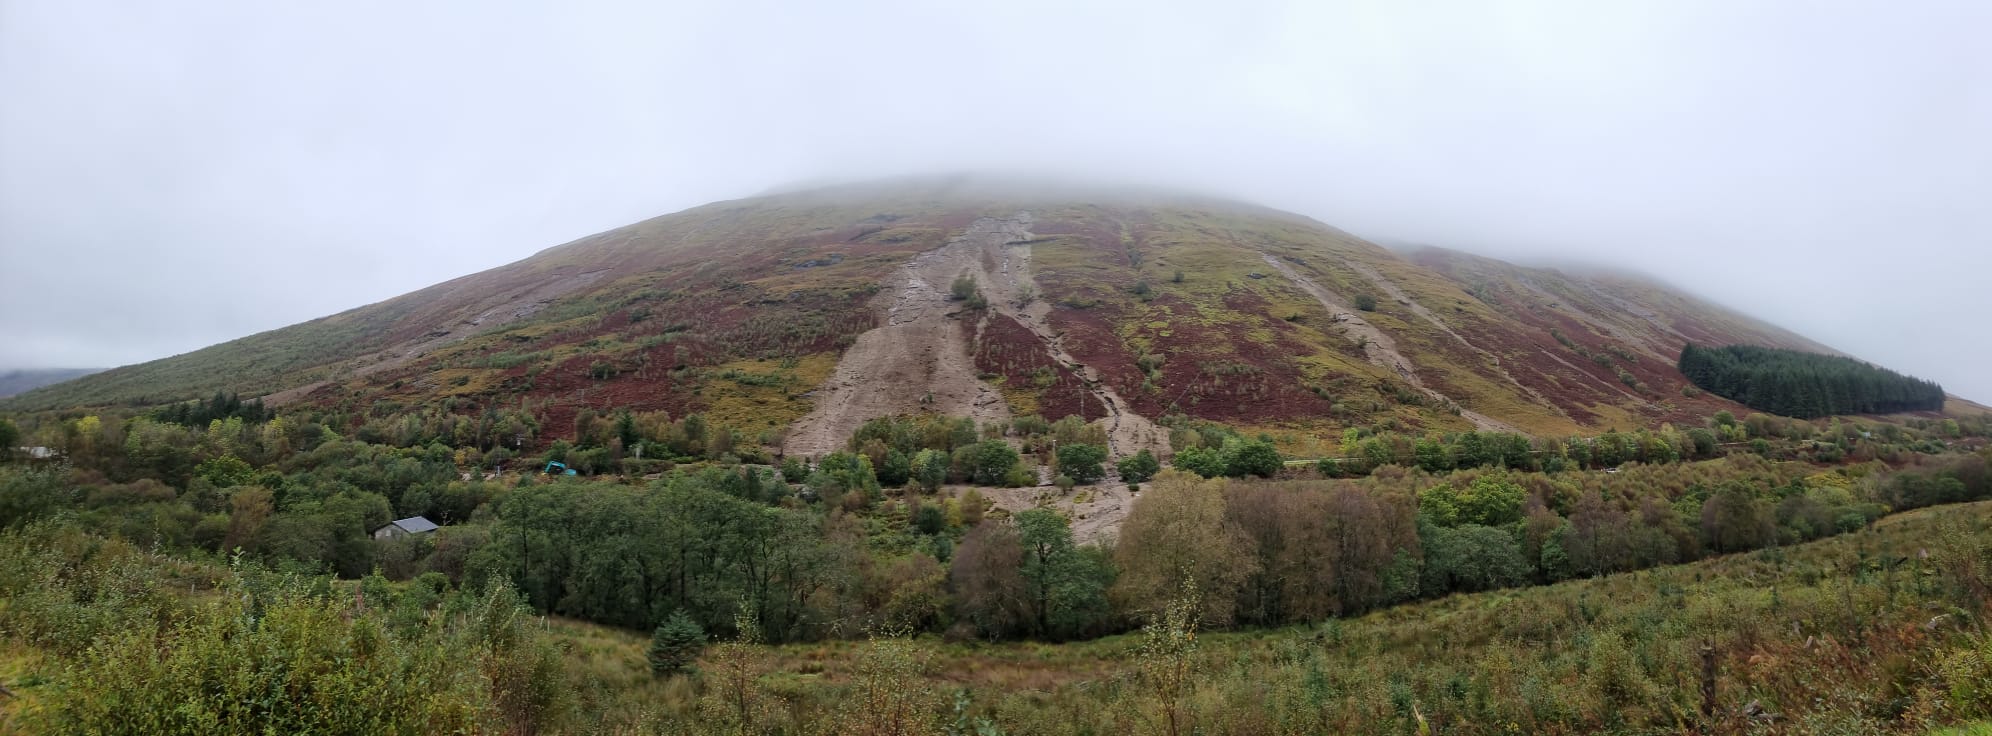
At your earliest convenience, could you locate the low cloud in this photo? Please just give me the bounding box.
[3,0,1985,400]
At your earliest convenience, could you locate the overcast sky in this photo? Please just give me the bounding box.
[3,0,1987,401]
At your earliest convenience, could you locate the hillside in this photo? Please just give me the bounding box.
[3,177,1887,451]
[8,467,1992,734]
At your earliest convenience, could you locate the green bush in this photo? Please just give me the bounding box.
[1055,443,1108,485]
[968,441,1021,486]
[1226,441,1283,478]
[911,448,950,491]
[1116,449,1161,484]
[13,530,569,736]
[1173,445,1227,479]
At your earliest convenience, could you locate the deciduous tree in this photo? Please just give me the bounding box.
[1113,471,1252,626]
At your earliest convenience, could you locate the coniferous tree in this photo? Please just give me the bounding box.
[648,610,707,676]
[1678,344,1943,418]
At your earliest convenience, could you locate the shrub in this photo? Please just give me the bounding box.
[913,502,947,535]
[968,441,1021,486]
[1117,449,1161,484]
[1056,443,1108,485]
[27,558,567,735]
[1173,446,1227,479]
[911,449,950,491]
[780,457,808,483]
[1354,294,1378,312]
[1226,441,1283,478]
[878,449,913,487]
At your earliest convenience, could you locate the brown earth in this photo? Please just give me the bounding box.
[989,225,1169,460]
[970,480,1136,546]
[780,216,1030,459]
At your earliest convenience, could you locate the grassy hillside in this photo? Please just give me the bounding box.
[2,178,1921,446]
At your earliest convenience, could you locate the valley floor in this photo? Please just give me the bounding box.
[537,500,1992,735]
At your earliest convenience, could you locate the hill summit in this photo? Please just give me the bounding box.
[8,177,1856,453]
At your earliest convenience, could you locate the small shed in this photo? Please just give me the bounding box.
[372,516,440,540]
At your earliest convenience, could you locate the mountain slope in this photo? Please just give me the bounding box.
[3,178,1888,450]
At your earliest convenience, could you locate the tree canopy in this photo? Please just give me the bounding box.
[1678,344,1944,419]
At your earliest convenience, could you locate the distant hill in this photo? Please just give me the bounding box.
[0,368,101,399]
[2,176,1933,453]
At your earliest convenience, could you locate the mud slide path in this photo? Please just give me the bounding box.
[972,481,1135,545]
[1260,254,1519,433]
[779,219,1024,459]
[972,216,1170,462]
[1348,263,1571,422]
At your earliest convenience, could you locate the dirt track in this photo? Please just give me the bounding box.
[1260,254,1519,433]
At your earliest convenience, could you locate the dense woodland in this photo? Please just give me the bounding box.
[3,396,1992,732]
[1679,344,1947,419]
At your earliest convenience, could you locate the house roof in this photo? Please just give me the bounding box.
[385,516,439,534]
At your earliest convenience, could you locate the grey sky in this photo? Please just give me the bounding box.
[3,1,1987,402]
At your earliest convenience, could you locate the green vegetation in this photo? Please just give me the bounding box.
[1116,448,1161,484]
[0,388,1988,731]
[149,391,274,427]
[1681,343,1946,418]
[1166,418,1285,479]
[10,474,1992,733]
[647,610,707,677]
[1054,443,1107,485]
[1172,437,1283,479]
[10,187,1992,731]
[0,525,568,734]
[0,308,394,411]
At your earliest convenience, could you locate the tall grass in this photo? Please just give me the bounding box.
[554,502,1992,735]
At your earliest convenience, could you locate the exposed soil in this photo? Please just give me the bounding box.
[981,224,1169,460]
[970,480,1136,546]
[780,216,1029,459]
[1260,254,1519,433]
[782,209,1173,464]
